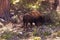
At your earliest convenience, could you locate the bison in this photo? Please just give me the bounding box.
[22,10,45,31]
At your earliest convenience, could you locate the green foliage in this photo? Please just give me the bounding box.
[44,32,51,36]
[33,27,37,36]
[1,31,13,39]
[33,37,41,40]
[10,0,42,10]
[10,0,20,4]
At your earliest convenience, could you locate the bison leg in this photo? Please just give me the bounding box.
[35,22,40,27]
[23,21,29,31]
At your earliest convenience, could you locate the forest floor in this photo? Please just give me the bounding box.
[0,21,60,40]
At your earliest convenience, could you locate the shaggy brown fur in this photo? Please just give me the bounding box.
[30,10,42,18]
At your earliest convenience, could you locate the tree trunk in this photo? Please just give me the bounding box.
[0,0,11,22]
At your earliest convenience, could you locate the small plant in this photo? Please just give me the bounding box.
[44,32,51,36]
[33,28,38,36]
[33,37,41,40]
[1,31,13,39]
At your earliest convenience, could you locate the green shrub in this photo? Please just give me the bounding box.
[1,31,13,39]
[44,32,51,36]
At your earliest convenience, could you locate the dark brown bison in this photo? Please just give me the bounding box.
[22,10,53,31]
[22,10,45,31]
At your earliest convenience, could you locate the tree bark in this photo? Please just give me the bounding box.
[0,0,10,22]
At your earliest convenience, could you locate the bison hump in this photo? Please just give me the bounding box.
[30,10,42,18]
